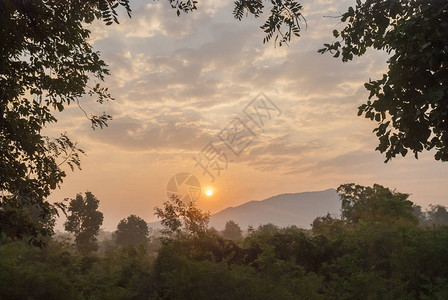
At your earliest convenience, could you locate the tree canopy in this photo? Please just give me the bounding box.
[64,191,103,253]
[115,214,149,246]
[0,0,118,241]
[154,195,210,238]
[221,220,243,241]
[414,204,448,227]
[320,0,448,162]
[337,183,418,225]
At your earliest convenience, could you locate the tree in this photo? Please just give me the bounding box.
[311,213,346,238]
[64,191,103,253]
[337,183,418,225]
[0,0,122,241]
[221,220,243,241]
[115,214,149,246]
[426,205,448,226]
[154,195,210,238]
[1,0,305,241]
[413,204,428,226]
[207,226,220,236]
[0,195,58,246]
[319,0,448,162]
[233,0,306,47]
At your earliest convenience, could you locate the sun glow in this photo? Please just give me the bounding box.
[205,189,213,196]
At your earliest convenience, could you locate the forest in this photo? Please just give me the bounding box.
[1,183,448,299]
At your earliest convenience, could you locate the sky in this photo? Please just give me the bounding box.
[47,0,448,231]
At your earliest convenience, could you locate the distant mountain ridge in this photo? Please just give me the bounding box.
[148,188,341,231]
[208,188,340,230]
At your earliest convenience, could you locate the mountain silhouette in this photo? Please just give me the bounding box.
[149,188,341,230]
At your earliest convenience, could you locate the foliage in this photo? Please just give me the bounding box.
[337,183,418,225]
[2,187,448,299]
[221,220,243,241]
[96,0,307,47]
[233,0,306,47]
[0,239,157,300]
[0,195,59,247]
[319,0,448,162]
[426,205,448,226]
[414,204,448,227]
[114,214,149,246]
[311,213,347,239]
[64,192,103,253]
[0,0,120,242]
[153,232,323,299]
[154,195,210,239]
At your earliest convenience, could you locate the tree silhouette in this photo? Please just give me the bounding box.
[221,220,243,241]
[64,192,103,253]
[0,195,58,247]
[115,215,149,246]
[154,195,210,238]
[426,205,448,226]
[0,0,113,241]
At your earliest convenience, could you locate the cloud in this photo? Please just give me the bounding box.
[84,112,212,152]
[48,0,448,231]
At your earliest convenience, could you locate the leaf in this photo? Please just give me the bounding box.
[421,42,431,50]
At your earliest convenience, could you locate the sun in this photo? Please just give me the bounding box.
[205,189,213,196]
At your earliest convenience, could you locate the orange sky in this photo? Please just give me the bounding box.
[48,0,448,231]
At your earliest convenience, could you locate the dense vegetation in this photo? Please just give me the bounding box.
[1,184,448,299]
